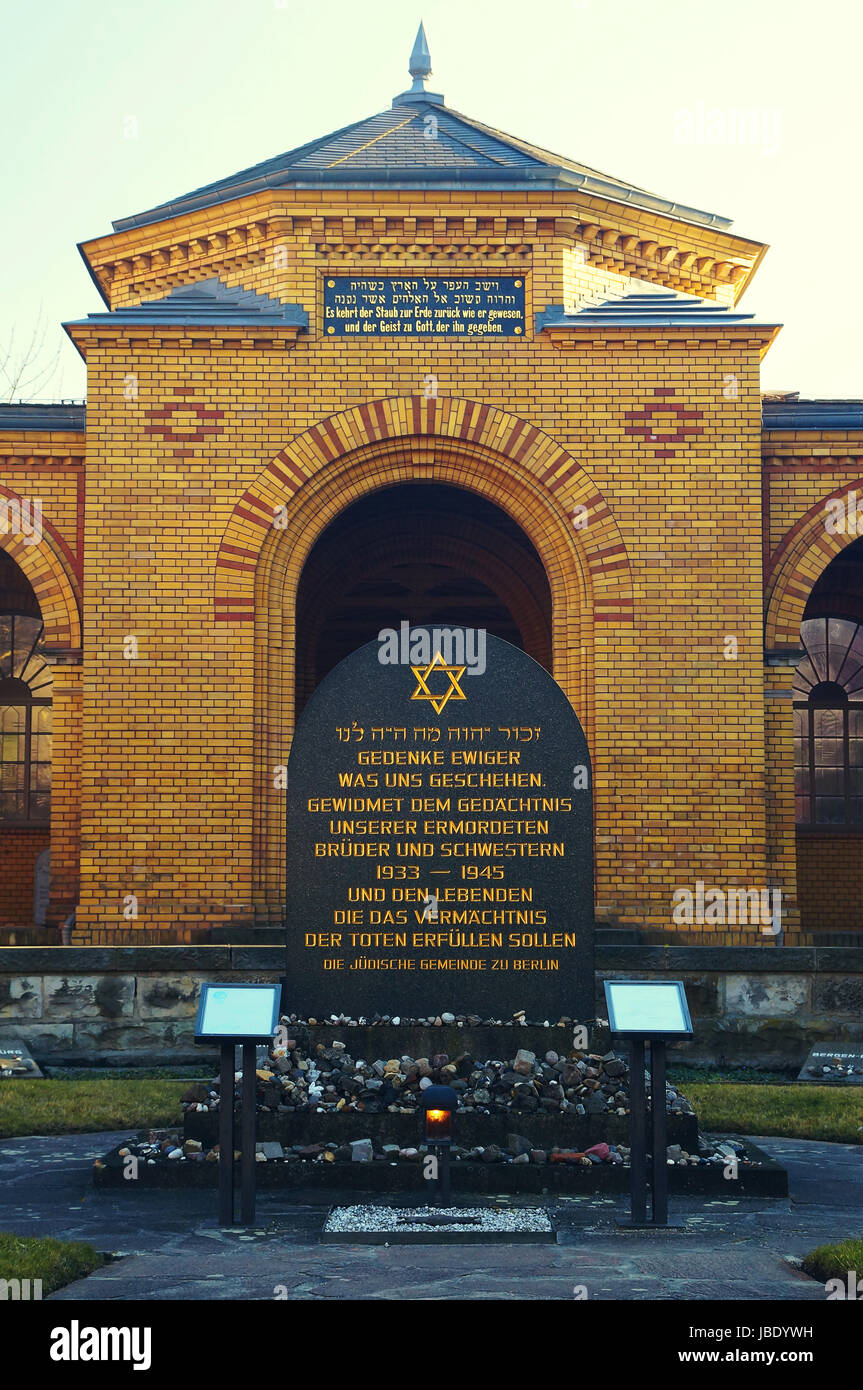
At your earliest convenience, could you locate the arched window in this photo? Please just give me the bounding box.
[0,614,52,824]
[793,617,863,826]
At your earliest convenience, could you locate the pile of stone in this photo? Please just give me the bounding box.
[180,1030,695,1121]
[98,1027,763,1176]
[101,1132,751,1170]
[805,1059,863,1079]
[281,1011,580,1027]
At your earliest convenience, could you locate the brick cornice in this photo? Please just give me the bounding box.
[545,325,778,355]
[763,444,863,463]
[0,452,85,468]
[80,194,761,309]
[0,431,85,463]
[65,323,302,358]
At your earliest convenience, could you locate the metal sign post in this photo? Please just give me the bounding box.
[240,1041,257,1226]
[627,1037,647,1225]
[218,1041,235,1227]
[195,983,282,1227]
[650,1038,669,1226]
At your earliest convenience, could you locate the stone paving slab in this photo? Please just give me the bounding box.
[0,1130,859,1300]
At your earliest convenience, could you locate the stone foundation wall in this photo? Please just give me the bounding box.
[1,945,861,1069]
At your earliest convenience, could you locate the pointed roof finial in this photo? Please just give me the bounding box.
[408,21,432,87]
[393,21,444,107]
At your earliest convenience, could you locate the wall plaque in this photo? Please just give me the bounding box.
[323,276,525,337]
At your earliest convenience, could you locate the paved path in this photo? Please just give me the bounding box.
[0,1131,859,1300]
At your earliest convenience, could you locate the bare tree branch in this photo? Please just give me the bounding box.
[0,306,62,403]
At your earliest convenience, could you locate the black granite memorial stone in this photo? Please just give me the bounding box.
[285,628,594,1020]
[0,1039,43,1078]
[797,1047,863,1084]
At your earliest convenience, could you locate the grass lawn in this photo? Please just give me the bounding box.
[669,1065,793,1086]
[0,1078,188,1138]
[683,1082,863,1144]
[0,1232,104,1294]
[801,1239,863,1283]
[1,1075,860,1144]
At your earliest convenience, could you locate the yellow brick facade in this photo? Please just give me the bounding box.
[2,112,862,944]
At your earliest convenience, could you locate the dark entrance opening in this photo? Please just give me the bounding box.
[794,534,863,934]
[0,549,53,938]
[295,483,552,715]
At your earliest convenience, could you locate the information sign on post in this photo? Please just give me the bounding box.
[194,984,282,1226]
[604,980,693,1229]
[195,984,282,1042]
[605,980,693,1037]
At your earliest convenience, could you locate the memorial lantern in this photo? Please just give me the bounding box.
[425,1108,452,1143]
[421,1084,458,1202]
[422,1085,457,1146]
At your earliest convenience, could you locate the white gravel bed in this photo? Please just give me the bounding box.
[324,1204,554,1233]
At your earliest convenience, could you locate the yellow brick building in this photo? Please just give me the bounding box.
[2,29,862,944]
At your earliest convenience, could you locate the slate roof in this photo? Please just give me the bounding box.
[64,278,308,330]
[112,48,733,235]
[536,288,771,332]
[762,400,863,430]
[0,403,86,432]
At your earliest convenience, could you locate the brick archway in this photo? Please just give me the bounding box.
[0,488,82,650]
[0,496,83,929]
[765,481,863,648]
[222,399,633,920]
[215,397,633,627]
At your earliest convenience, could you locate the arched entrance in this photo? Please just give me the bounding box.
[0,503,81,936]
[254,468,566,918]
[294,483,552,714]
[0,550,53,928]
[793,535,863,930]
[232,399,635,923]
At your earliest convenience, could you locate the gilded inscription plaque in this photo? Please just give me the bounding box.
[323,276,525,337]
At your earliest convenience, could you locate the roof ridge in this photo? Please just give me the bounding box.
[111,107,397,232]
[63,275,309,331]
[439,104,649,188]
[535,290,767,333]
[157,276,284,309]
[106,89,734,234]
[430,111,535,168]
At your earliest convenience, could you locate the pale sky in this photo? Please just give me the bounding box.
[2,0,861,400]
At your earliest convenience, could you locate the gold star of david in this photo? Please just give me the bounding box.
[410,651,467,714]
